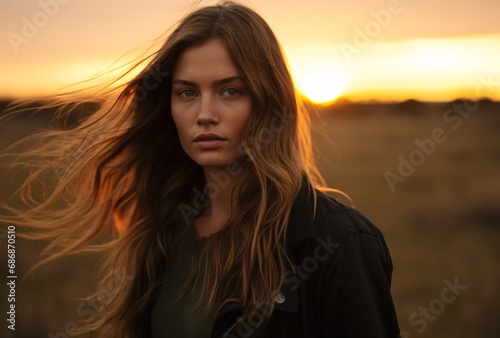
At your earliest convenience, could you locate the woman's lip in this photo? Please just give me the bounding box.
[194,139,227,149]
[193,133,226,142]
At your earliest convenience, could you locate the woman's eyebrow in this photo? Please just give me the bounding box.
[172,76,245,86]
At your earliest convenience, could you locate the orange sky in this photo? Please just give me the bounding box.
[1,0,499,102]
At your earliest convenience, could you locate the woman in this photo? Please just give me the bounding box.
[2,1,400,337]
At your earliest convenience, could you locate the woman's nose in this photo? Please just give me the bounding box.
[196,96,218,125]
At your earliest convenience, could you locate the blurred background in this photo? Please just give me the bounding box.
[1,0,499,337]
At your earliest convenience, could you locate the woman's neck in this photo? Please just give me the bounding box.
[195,161,248,237]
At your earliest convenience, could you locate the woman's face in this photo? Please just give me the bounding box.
[171,37,252,169]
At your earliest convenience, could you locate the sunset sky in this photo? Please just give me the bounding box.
[1,0,499,102]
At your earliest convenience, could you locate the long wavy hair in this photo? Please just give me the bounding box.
[1,1,327,337]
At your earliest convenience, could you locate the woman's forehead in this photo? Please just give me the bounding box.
[172,38,241,82]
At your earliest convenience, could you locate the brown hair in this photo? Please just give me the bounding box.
[1,1,326,336]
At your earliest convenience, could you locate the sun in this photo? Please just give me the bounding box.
[285,44,347,105]
[302,68,345,104]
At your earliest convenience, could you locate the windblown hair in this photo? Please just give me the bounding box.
[1,1,327,337]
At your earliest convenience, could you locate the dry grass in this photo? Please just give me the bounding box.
[1,100,499,337]
[315,102,500,337]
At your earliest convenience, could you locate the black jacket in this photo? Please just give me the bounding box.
[143,185,400,337]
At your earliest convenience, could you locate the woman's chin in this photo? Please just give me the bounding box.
[192,155,250,172]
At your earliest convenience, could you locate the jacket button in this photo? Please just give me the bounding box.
[275,291,286,304]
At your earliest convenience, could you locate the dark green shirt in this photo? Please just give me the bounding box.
[150,227,215,338]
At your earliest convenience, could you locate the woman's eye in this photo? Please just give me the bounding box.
[222,88,240,96]
[179,90,196,98]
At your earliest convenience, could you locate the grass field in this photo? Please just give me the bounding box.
[1,99,499,337]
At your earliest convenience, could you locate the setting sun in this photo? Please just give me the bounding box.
[286,44,347,104]
[1,2,500,102]
[302,68,345,104]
